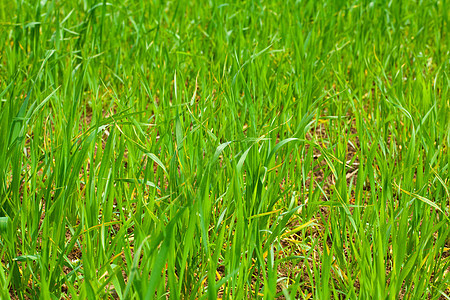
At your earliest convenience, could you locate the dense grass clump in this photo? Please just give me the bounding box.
[0,0,449,299]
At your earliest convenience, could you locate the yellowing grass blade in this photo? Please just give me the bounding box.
[281,219,317,238]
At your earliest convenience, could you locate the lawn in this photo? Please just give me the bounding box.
[0,0,449,299]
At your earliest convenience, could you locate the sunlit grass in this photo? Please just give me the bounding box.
[0,0,449,299]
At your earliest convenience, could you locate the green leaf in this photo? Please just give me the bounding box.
[144,152,168,175]
[0,217,8,233]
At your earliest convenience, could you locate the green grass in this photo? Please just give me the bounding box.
[0,0,449,299]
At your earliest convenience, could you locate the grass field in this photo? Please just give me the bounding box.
[0,0,449,299]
